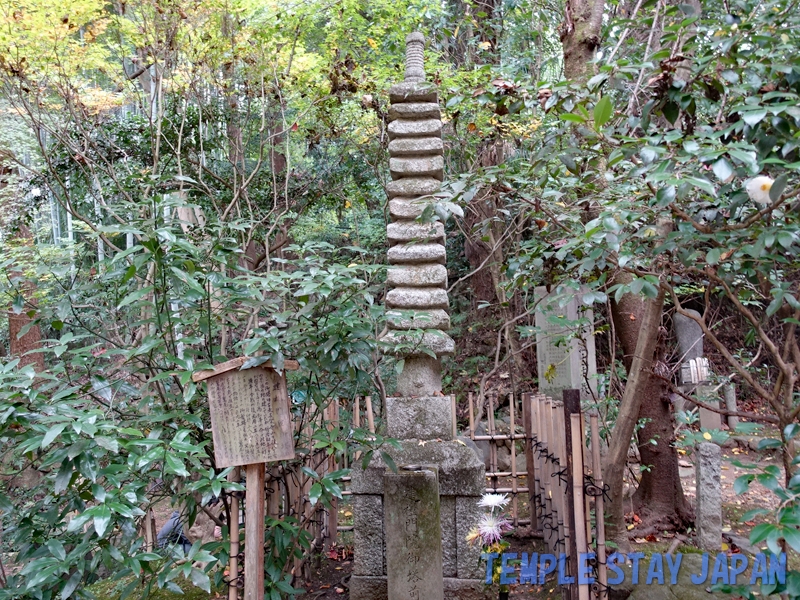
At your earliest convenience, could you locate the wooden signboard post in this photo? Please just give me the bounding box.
[193,357,298,600]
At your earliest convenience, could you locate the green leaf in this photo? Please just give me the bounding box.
[742,110,767,126]
[92,505,112,537]
[712,158,733,182]
[770,174,788,201]
[706,248,722,265]
[655,185,676,206]
[785,423,800,441]
[117,286,154,310]
[46,540,66,561]
[663,101,679,125]
[165,453,189,477]
[594,96,613,127]
[750,522,774,544]
[42,423,68,449]
[381,451,398,474]
[783,527,800,554]
[61,571,81,600]
[685,176,716,196]
[560,113,587,124]
[190,568,211,592]
[309,482,323,506]
[733,474,753,495]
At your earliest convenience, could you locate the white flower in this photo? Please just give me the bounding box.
[479,493,509,509]
[746,176,775,204]
[477,514,512,545]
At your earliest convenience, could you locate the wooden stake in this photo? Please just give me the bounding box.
[487,394,498,492]
[590,414,607,599]
[244,463,265,600]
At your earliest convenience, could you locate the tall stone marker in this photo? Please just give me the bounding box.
[534,287,597,403]
[193,356,298,600]
[695,442,722,550]
[350,32,486,600]
[385,467,444,600]
[674,310,722,429]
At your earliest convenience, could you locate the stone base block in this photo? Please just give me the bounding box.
[387,396,452,440]
[351,439,485,496]
[353,495,385,576]
[350,577,490,600]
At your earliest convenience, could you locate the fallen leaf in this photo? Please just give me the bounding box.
[703,432,713,440]
[627,524,635,530]
[645,534,658,542]
[336,588,345,594]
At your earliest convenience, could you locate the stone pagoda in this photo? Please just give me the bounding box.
[349,32,487,600]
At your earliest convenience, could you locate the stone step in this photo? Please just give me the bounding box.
[389,136,443,157]
[389,198,429,220]
[389,81,438,104]
[387,264,447,287]
[386,221,445,245]
[386,177,440,199]
[390,156,443,180]
[386,287,449,310]
[387,309,450,330]
[381,330,455,356]
[388,102,441,120]
[388,243,446,265]
[388,118,442,140]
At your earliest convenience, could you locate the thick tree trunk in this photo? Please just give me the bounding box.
[561,0,605,81]
[603,285,664,550]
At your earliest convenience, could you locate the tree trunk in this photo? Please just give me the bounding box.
[561,0,605,81]
[603,284,664,551]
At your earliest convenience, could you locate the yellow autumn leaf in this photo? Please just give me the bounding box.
[367,38,378,49]
[703,432,713,440]
[479,41,492,50]
[345,200,351,208]
[781,34,790,43]
[627,524,635,530]
[721,543,729,551]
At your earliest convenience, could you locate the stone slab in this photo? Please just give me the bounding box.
[389,102,441,120]
[389,81,438,104]
[387,264,448,288]
[440,496,457,578]
[387,177,441,199]
[387,221,445,244]
[455,496,484,579]
[696,441,722,550]
[390,156,444,180]
[388,243,446,265]
[353,494,385,576]
[388,118,442,140]
[387,309,451,331]
[386,287,449,310]
[697,384,722,430]
[389,137,443,157]
[396,355,443,396]
[350,577,489,600]
[674,309,704,363]
[389,198,430,220]
[382,330,455,356]
[385,468,443,600]
[351,440,485,496]
[387,395,453,440]
[534,286,598,403]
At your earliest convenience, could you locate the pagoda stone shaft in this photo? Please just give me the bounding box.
[350,32,487,600]
[383,32,454,398]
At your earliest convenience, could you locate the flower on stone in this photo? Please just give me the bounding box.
[476,514,512,546]
[465,526,481,545]
[746,176,774,204]
[478,493,509,510]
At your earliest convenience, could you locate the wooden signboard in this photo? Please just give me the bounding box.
[192,356,299,600]
[193,356,298,467]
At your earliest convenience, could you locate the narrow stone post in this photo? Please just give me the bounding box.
[723,384,738,430]
[385,467,444,600]
[695,442,722,550]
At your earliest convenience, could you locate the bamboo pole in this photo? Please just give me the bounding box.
[468,392,475,438]
[365,396,375,433]
[590,414,607,599]
[487,394,498,492]
[509,393,518,526]
[451,394,458,439]
[571,413,590,600]
[522,392,538,531]
[228,467,241,600]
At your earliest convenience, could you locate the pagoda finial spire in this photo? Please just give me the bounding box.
[404,32,425,82]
